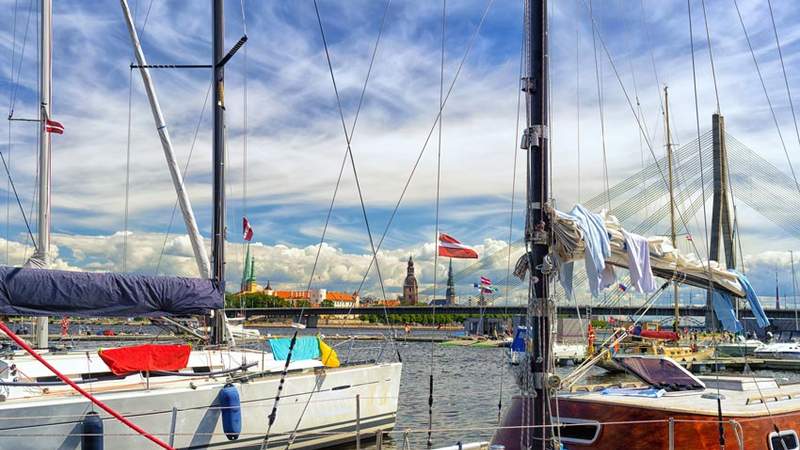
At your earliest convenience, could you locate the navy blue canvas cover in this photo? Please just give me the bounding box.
[0,266,221,317]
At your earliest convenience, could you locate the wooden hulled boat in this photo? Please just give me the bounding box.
[493,356,800,450]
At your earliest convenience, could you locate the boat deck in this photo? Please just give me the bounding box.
[561,376,800,417]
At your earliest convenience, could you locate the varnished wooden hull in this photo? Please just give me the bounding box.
[492,395,799,450]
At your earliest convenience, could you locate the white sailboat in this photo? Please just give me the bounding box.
[0,1,402,448]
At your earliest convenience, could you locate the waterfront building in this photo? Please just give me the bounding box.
[273,288,359,307]
[402,256,419,305]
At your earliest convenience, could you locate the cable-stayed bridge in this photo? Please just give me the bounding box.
[422,128,800,313]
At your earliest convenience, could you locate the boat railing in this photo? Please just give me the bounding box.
[0,410,749,449]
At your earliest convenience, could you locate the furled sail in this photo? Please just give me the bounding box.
[550,205,746,297]
[0,266,221,317]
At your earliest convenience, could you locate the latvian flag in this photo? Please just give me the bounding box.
[438,233,478,259]
[242,216,254,241]
[45,118,64,134]
[480,276,492,286]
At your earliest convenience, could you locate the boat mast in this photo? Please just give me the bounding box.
[32,0,53,349]
[523,0,552,445]
[664,86,679,332]
[210,0,226,345]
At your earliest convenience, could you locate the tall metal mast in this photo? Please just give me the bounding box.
[31,0,53,349]
[523,0,552,446]
[664,87,679,331]
[210,0,226,345]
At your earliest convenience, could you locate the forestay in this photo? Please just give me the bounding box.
[0,266,221,316]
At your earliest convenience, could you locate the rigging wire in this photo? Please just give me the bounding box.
[589,0,611,211]
[699,0,720,114]
[766,0,800,158]
[154,81,212,275]
[0,151,36,250]
[313,0,390,307]
[575,5,581,204]
[732,0,800,198]
[355,0,496,294]
[305,0,392,298]
[505,14,525,307]
[122,69,134,272]
[427,1,446,447]
[579,0,713,265]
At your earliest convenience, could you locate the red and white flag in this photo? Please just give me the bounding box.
[438,233,478,259]
[242,216,253,241]
[480,276,492,286]
[686,234,693,242]
[45,118,64,134]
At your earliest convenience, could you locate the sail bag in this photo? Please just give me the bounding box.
[0,266,222,317]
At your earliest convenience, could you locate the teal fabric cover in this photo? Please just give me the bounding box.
[269,336,320,361]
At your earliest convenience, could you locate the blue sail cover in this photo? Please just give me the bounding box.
[0,266,222,317]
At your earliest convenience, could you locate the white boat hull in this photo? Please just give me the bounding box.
[0,362,402,449]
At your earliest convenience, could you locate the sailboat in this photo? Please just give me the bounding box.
[490,1,800,449]
[0,1,401,448]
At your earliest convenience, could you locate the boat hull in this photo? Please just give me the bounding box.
[0,362,401,449]
[492,394,798,450]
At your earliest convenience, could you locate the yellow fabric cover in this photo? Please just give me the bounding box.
[318,339,340,368]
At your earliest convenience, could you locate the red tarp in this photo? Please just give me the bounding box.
[638,330,680,342]
[98,344,191,375]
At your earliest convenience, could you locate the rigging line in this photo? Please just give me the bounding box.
[0,150,36,250]
[122,69,133,273]
[506,19,525,305]
[588,0,610,210]
[578,0,712,265]
[136,0,155,43]
[576,1,581,203]
[154,81,212,276]
[5,120,9,265]
[766,0,800,159]
[355,0,496,294]
[7,0,35,117]
[732,0,800,198]
[699,0,721,114]
[313,0,393,354]
[432,0,445,324]
[428,1,446,447]
[305,0,392,297]
[639,0,665,118]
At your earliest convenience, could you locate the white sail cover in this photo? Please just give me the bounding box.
[550,207,745,297]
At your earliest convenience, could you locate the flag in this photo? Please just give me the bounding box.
[242,216,253,241]
[618,283,628,292]
[473,283,497,294]
[438,233,478,259]
[480,276,492,286]
[686,234,693,242]
[45,118,64,134]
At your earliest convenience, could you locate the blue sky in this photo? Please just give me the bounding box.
[3,0,800,303]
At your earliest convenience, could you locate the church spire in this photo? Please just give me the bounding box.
[446,259,455,305]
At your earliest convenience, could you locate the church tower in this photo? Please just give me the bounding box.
[402,256,419,305]
[445,259,456,305]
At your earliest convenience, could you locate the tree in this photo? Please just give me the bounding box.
[321,300,334,308]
